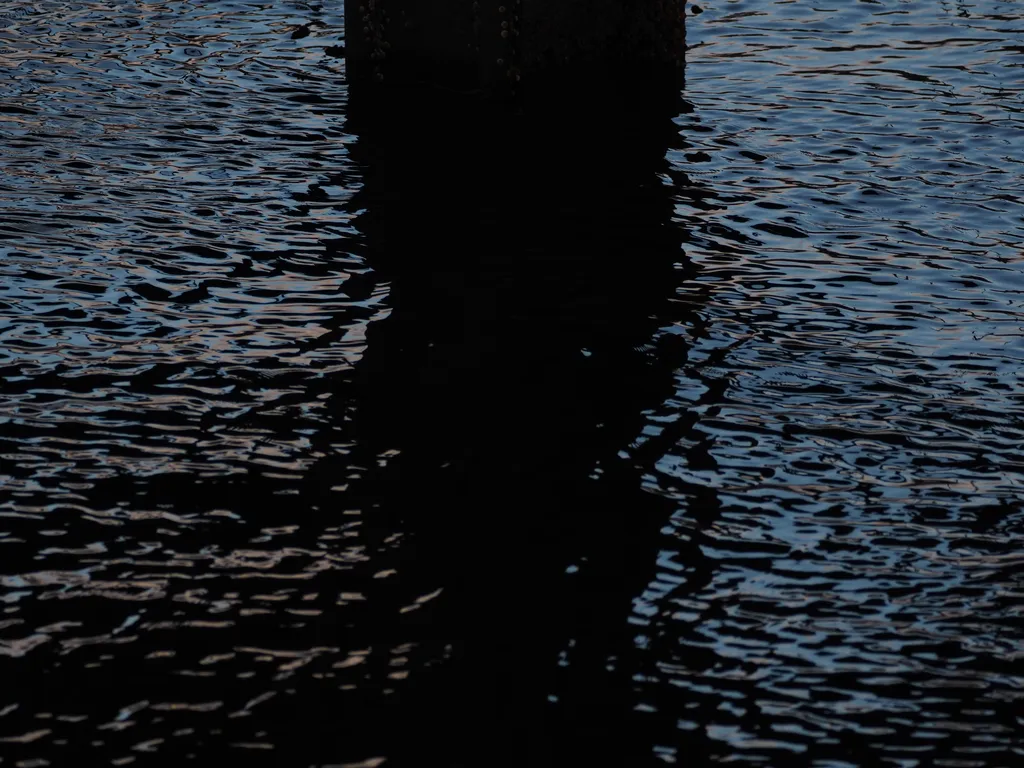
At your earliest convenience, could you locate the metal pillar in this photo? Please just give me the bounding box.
[346,0,685,94]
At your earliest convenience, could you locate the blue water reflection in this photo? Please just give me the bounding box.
[633,2,1024,763]
[1,1,1023,765]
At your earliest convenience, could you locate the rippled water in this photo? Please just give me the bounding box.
[2,1,1024,765]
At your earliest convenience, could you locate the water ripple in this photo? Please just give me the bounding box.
[2,0,1024,765]
[634,0,1024,763]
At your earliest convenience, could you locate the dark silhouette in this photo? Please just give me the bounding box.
[310,69,696,765]
[346,0,686,94]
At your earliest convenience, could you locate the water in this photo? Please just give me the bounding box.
[2,1,1024,765]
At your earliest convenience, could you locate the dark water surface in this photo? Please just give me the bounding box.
[2,1,1024,765]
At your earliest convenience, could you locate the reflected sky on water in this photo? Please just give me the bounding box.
[1,1,1024,765]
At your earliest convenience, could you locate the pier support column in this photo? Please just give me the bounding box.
[346,0,685,94]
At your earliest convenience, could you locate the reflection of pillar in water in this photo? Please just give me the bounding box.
[341,68,693,765]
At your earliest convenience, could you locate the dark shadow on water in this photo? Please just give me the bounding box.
[0,70,704,768]
[318,70,698,766]
[0,70,705,768]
